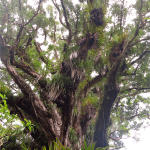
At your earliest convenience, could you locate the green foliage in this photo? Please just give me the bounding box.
[0,0,150,149]
[73,106,77,116]
[34,13,49,28]
[26,44,42,72]
[68,126,78,144]
[0,94,25,147]
[85,121,95,146]
[50,74,73,90]
[79,76,92,90]
[0,84,12,99]
[75,59,94,75]
[81,139,113,150]
[48,138,71,150]
[40,138,109,150]
[21,118,34,132]
[82,91,99,108]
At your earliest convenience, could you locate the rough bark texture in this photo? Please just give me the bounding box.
[0,1,148,149]
[94,79,119,148]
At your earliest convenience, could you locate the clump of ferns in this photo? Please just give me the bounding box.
[50,74,73,92]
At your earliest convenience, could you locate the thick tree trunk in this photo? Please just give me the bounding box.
[94,62,121,149]
[1,56,60,142]
[0,38,94,149]
[94,84,118,149]
[0,1,135,149]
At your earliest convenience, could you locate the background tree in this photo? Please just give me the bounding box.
[0,0,150,149]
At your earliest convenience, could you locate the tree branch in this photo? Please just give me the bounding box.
[122,57,143,76]
[79,74,105,98]
[109,135,122,142]
[13,61,41,79]
[94,51,102,66]
[34,42,57,74]
[130,50,150,65]
[19,0,22,11]
[52,0,66,27]
[24,0,42,26]
[129,36,150,48]
[16,25,24,42]
[128,0,146,46]
[121,114,139,121]
[1,58,59,139]
[119,0,124,29]
[121,87,150,94]
[34,42,48,64]
[49,21,59,59]
[60,0,72,44]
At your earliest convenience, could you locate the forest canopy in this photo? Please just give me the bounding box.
[0,0,150,149]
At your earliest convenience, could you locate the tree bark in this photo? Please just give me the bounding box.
[94,61,120,149]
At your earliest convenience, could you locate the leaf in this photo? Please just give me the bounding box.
[28,126,31,131]
[84,139,88,149]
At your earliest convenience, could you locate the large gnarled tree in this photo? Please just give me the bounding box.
[0,0,150,149]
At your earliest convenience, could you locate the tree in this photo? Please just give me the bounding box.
[0,0,150,149]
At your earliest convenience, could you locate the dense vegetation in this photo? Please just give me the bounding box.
[0,0,150,149]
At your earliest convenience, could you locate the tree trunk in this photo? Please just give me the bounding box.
[94,62,120,149]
